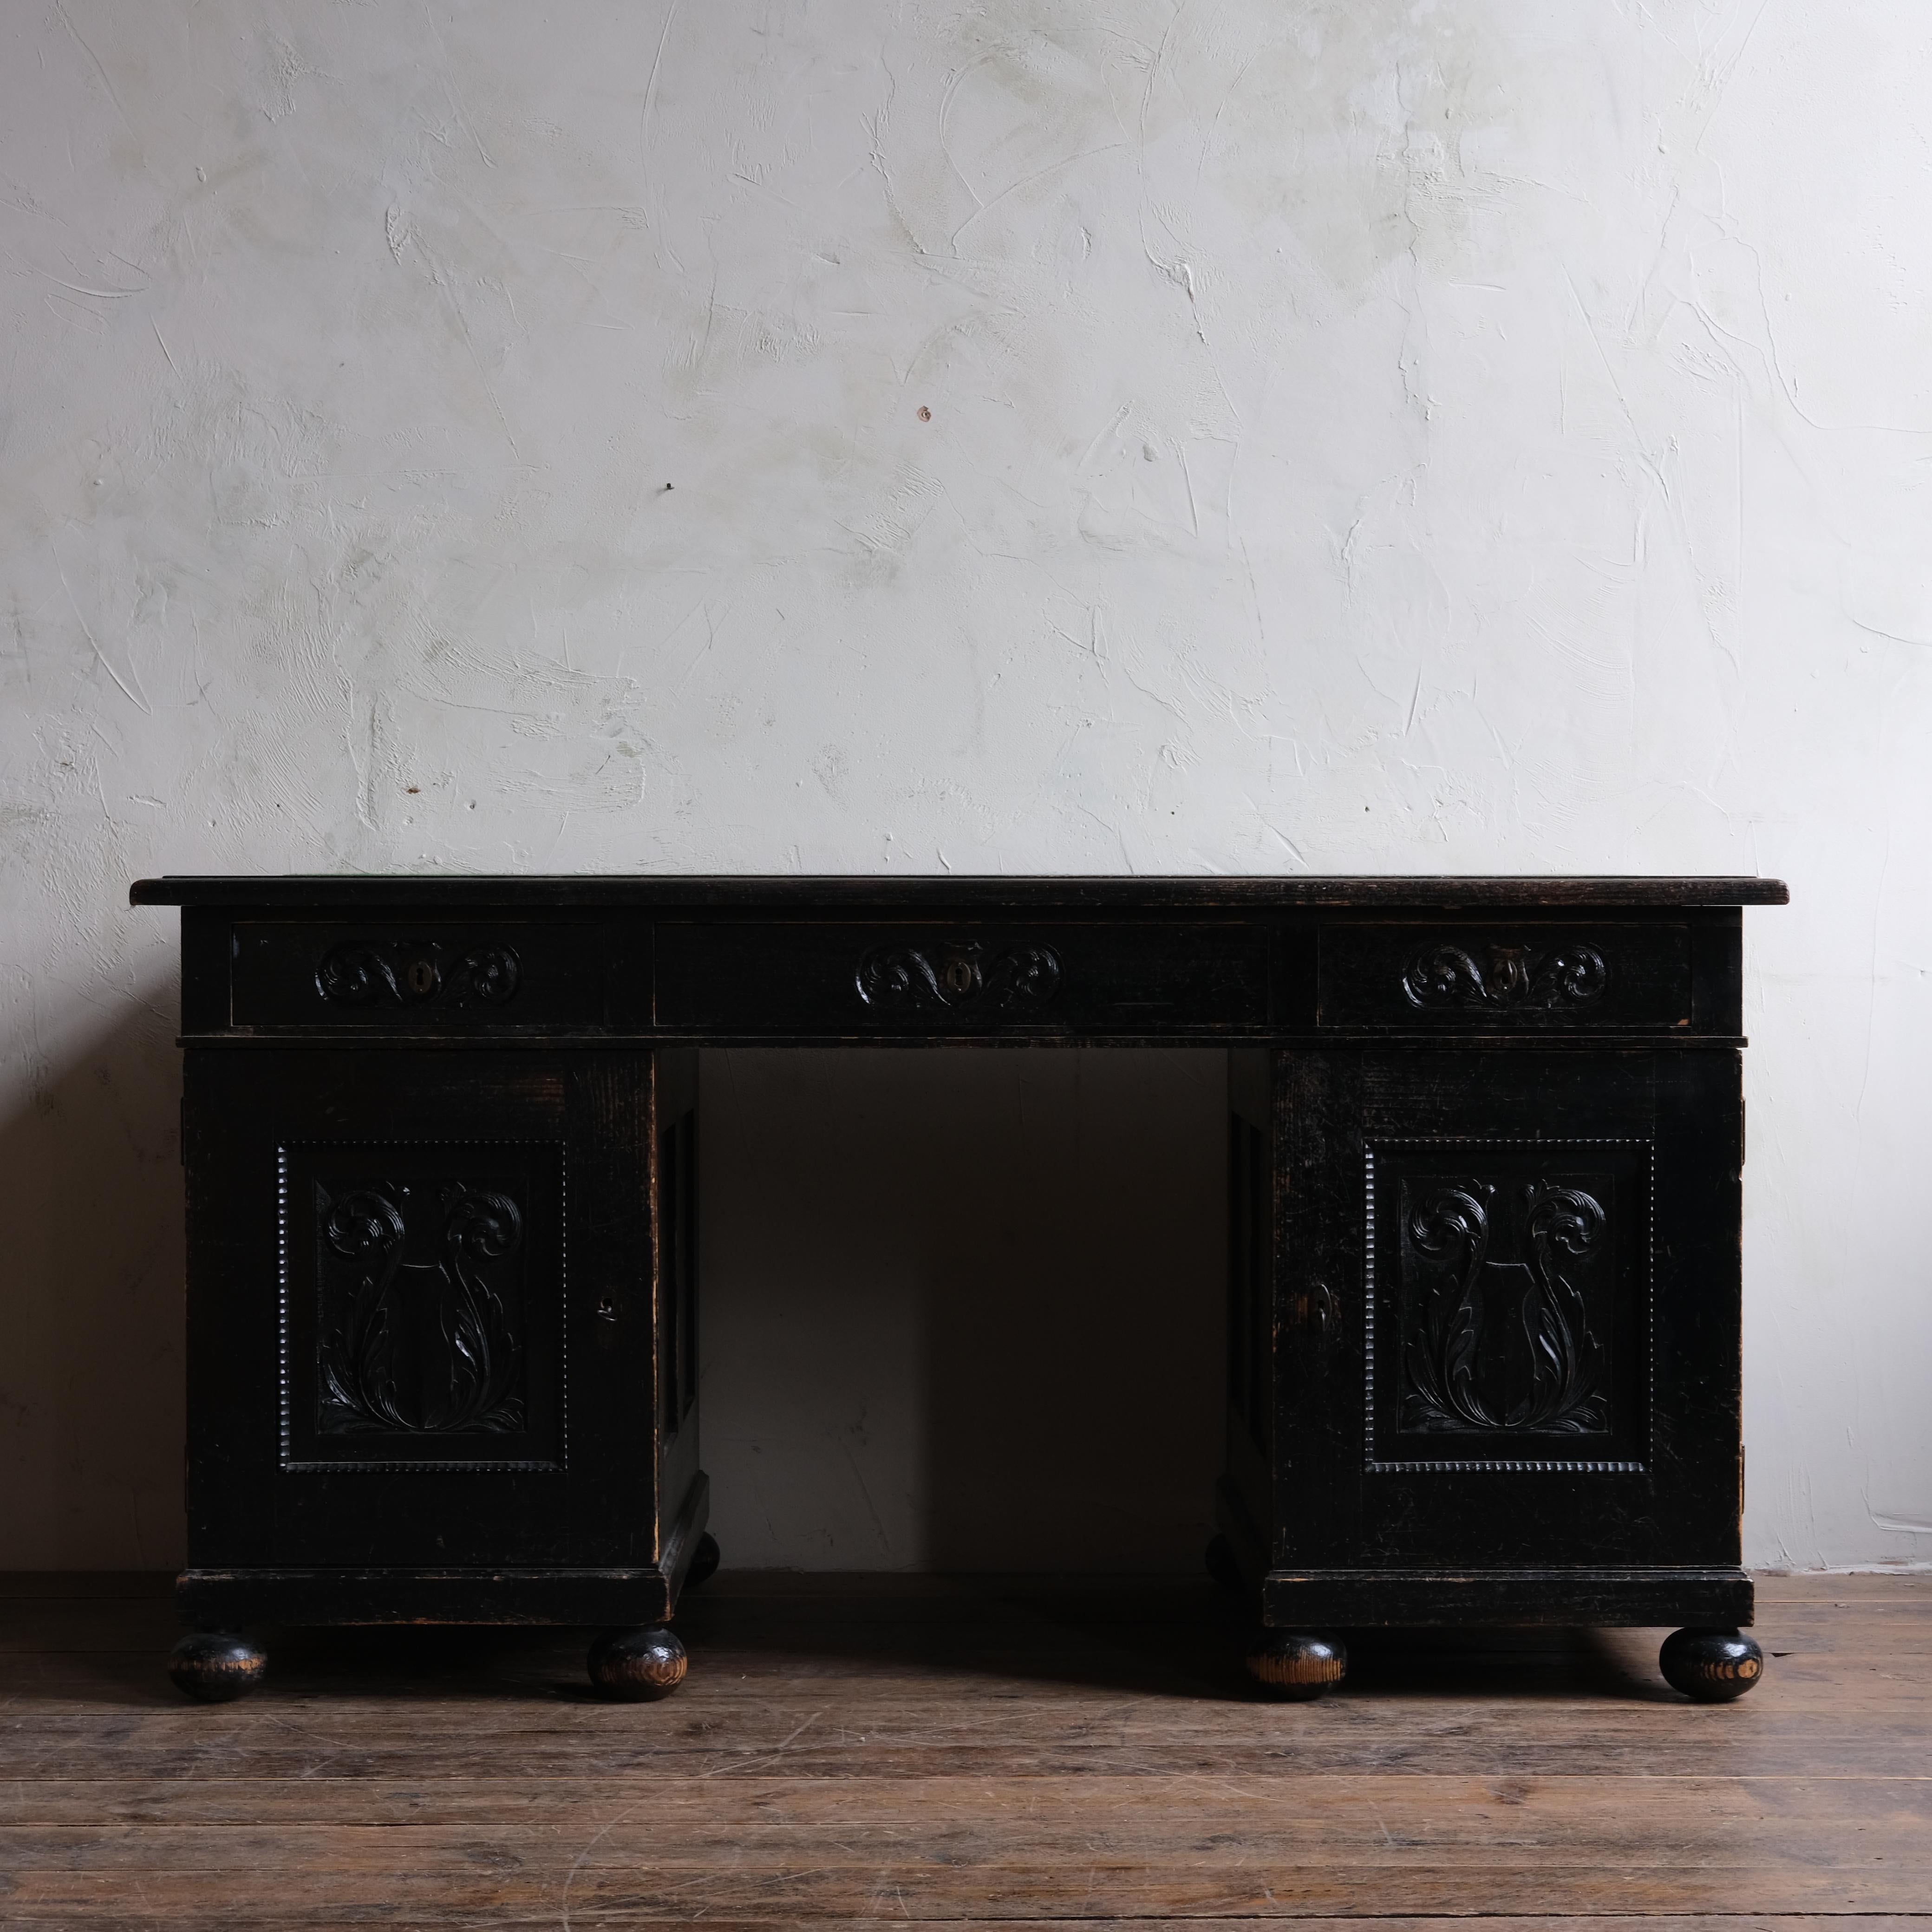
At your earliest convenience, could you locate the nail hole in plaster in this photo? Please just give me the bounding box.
[917,406,931,422]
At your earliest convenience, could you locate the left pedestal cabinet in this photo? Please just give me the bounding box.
[172,1034,710,1700]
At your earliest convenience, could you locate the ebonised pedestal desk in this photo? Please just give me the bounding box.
[132,874,1787,1706]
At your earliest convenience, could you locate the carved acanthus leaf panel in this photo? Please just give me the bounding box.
[316,1179,529,1436]
[281,1140,565,1473]
[1400,1180,1609,1436]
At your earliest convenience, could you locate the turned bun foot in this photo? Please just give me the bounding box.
[685,1531,721,1591]
[1247,1628,1346,1700]
[169,1631,267,1703]
[1660,1627,1764,1702]
[1204,1534,1245,1594]
[588,1625,688,1701]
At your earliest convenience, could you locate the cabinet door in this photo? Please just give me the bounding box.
[1277,1050,1742,1572]
[183,1049,657,1569]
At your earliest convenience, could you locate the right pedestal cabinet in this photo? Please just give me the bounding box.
[1218,908,1769,1703]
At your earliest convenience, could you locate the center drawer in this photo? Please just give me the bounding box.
[653,921,1269,1035]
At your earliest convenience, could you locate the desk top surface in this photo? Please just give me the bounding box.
[131,874,1789,911]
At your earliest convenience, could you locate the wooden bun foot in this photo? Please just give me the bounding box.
[169,1631,267,1703]
[1204,1534,1245,1594]
[587,1625,688,1701]
[1660,1627,1764,1702]
[1247,1628,1346,1700]
[685,1532,721,1591]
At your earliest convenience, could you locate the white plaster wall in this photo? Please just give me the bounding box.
[1,0,1926,1571]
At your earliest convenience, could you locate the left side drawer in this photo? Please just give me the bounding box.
[228,921,608,1030]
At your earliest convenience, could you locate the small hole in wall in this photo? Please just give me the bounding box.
[917,405,931,421]
[405,786,420,795]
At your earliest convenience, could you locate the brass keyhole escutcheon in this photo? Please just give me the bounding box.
[406,957,437,997]
[942,956,976,996]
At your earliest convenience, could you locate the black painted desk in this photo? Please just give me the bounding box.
[132,874,1787,1704]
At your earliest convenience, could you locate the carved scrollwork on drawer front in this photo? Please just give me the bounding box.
[855,940,1062,1013]
[316,941,522,1009]
[1402,940,1607,1012]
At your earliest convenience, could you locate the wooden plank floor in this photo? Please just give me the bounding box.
[0,1572,1925,1929]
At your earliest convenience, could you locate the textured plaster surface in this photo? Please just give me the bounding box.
[0,1,1925,1568]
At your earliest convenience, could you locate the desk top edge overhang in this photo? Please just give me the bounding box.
[130,873,1790,911]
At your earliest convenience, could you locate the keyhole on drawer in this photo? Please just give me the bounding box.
[406,957,437,997]
[943,956,976,996]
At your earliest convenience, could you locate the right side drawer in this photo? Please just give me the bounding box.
[1315,922,1695,1031]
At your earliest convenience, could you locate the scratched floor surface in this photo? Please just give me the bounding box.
[0,1570,1925,1928]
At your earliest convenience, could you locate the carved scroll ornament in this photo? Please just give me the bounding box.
[316,943,521,1008]
[1402,941,1607,1012]
[856,941,1062,1013]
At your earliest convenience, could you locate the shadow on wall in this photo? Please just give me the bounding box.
[698,1049,1227,1573]
[0,985,187,1569]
